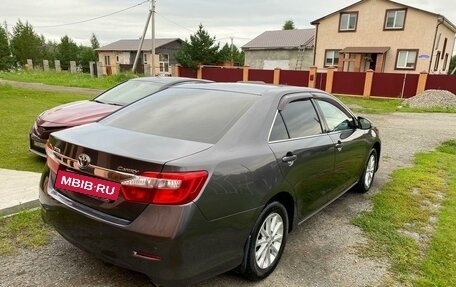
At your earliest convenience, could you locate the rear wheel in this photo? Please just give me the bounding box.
[242,202,288,280]
[356,149,377,193]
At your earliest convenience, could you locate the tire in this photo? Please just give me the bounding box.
[242,202,288,281]
[356,149,377,193]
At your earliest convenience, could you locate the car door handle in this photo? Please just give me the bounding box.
[282,153,297,166]
[335,141,343,152]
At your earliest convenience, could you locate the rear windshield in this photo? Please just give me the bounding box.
[100,87,258,143]
[94,80,163,106]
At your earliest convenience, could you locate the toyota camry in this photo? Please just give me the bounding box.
[40,82,381,286]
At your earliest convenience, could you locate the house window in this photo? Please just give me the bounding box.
[339,12,358,31]
[436,33,441,49]
[385,9,406,30]
[104,55,111,66]
[325,50,340,67]
[443,53,449,71]
[143,53,148,64]
[442,38,448,59]
[434,51,441,71]
[116,55,120,63]
[395,50,418,70]
[159,53,169,72]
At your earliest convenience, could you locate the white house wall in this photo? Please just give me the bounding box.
[244,49,313,70]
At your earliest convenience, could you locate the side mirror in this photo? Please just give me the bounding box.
[357,116,372,130]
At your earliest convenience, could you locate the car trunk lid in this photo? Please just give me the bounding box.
[46,123,212,221]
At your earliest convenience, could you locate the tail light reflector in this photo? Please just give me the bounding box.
[121,171,208,205]
[133,251,162,261]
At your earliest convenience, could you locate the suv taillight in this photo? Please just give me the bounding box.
[121,171,208,205]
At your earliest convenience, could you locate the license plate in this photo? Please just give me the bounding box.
[55,170,121,201]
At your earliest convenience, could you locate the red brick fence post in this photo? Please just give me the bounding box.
[416,71,428,95]
[363,69,374,98]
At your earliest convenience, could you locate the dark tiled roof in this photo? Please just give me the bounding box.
[242,29,315,50]
[96,38,182,51]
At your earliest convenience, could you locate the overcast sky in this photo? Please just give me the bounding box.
[1,0,455,48]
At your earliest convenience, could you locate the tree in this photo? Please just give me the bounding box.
[234,47,245,66]
[218,43,244,66]
[74,33,100,72]
[78,45,98,72]
[0,24,14,70]
[283,20,295,30]
[218,43,232,63]
[90,33,100,50]
[450,55,456,75]
[175,24,220,69]
[42,39,58,62]
[10,20,43,65]
[57,35,79,70]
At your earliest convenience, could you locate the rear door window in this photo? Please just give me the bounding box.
[269,99,322,141]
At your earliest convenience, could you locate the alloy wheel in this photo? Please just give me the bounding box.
[364,154,376,189]
[255,212,284,269]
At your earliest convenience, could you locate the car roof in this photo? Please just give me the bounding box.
[171,82,327,96]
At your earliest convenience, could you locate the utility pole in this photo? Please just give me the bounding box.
[132,0,155,74]
[132,11,152,73]
[151,0,156,76]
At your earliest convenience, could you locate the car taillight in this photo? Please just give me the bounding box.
[121,171,208,205]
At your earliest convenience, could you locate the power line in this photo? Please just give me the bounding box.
[153,15,252,43]
[155,12,195,34]
[35,0,148,28]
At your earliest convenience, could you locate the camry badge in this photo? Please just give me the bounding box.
[77,153,91,169]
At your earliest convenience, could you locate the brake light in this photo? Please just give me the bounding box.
[121,171,208,205]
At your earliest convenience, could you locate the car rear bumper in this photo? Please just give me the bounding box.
[39,171,254,286]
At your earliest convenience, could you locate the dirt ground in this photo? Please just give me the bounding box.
[2,112,456,287]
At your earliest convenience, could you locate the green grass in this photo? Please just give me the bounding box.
[337,95,456,114]
[0,84,91,172]
[0,70,137,90]
[354,140,456,286]
[0,209,53,255]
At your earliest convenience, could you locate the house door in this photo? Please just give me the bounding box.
[370,54,378,70]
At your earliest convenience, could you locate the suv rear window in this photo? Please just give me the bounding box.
[101,87,258,143]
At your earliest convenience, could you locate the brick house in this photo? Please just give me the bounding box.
[96,38,182,75]
[311,0,456,74]
[242,29,315,70]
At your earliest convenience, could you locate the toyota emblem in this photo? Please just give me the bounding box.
[77,153,91,169]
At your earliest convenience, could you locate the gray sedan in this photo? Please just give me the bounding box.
[40,82,380,286]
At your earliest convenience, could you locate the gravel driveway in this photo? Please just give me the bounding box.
[2,112,456,287]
